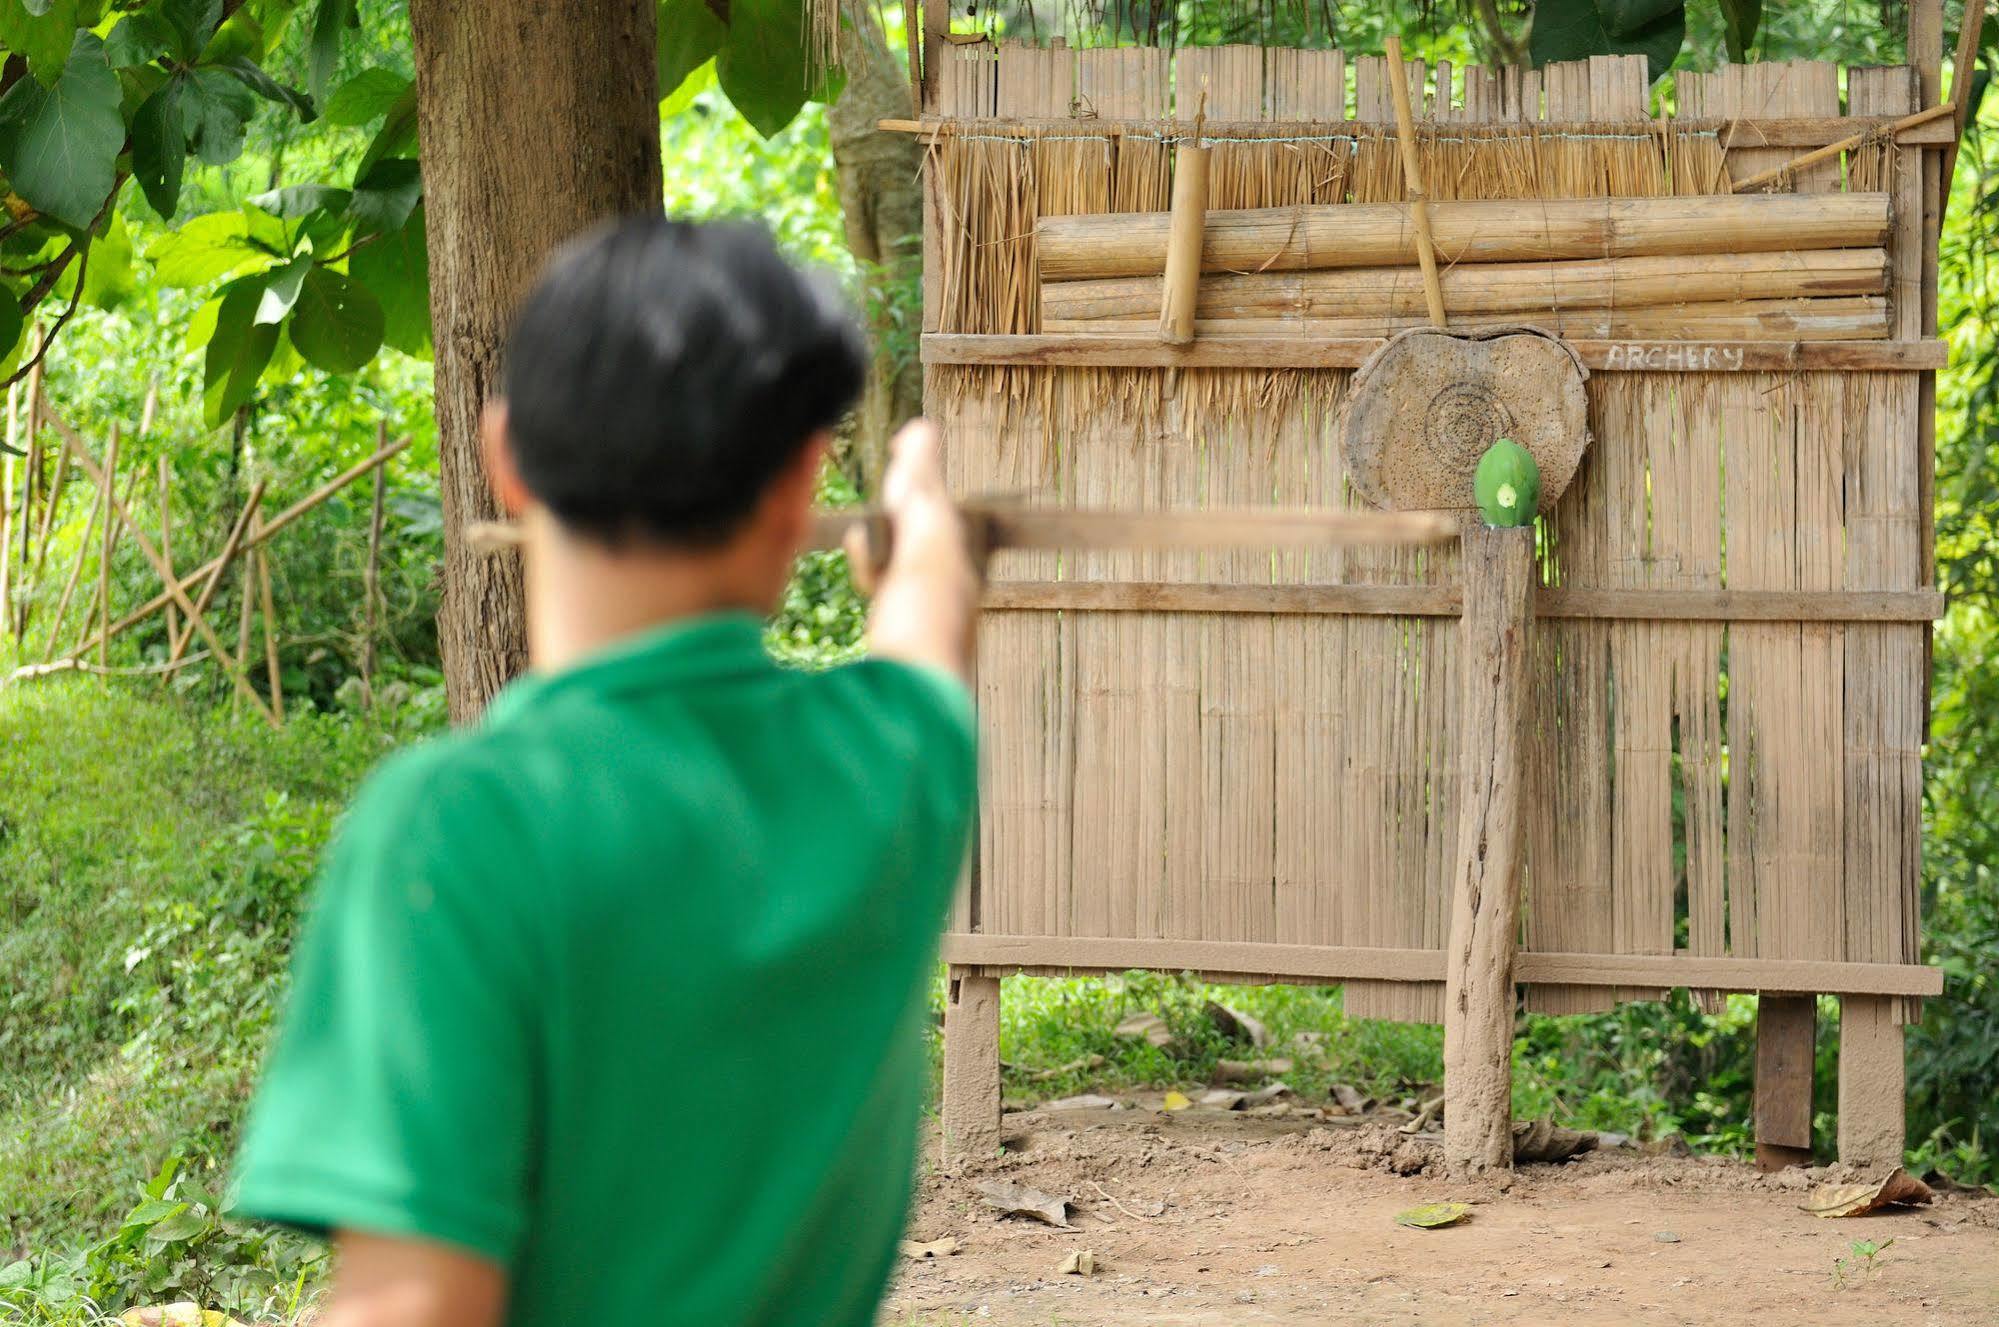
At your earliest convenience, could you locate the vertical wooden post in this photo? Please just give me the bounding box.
[363,420,388,705]
[1443,524,1533,1174]
[940,964,1002,1166]
[920,0,949,113]
[1158,133,1210,346]
[1754,995,1817,1169]
[1838,995,1906,1165]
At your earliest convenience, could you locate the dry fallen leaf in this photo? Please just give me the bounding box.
[1198,1088,1247,1110]
[976,1178,1076,1228]
[1055,1249,1098,1276]
[1802,1167,1935,1218]
[1041,1093,1120,1111]
[1213,1057,1295,1084]
[119,1308,247,1327]
[900,1237,961,1259]
[1204,1000,1272,1048]
[1161,1089,1194,1111]
[1330,1083,1371,1114]
[1512,1118,1599,1164]
[1394,1201,1472,1230]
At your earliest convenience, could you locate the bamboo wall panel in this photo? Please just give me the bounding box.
[927,45,1931,1023]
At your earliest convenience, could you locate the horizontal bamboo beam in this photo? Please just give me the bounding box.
[922,333,1949,372]
[1044,296,1893,343]
[879,115,1960,148]
[1734,102,1955,193]
[1037,193,1890,280]
[979,580,1945,622]
[941,934,1944,997]
[1042,250,1888,324]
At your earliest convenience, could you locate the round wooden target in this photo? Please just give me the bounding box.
[1339,325,1590,513]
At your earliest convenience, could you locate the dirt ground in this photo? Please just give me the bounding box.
[885,1097,1999,1326]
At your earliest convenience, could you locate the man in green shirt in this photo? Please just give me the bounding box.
[231,218,982,1327]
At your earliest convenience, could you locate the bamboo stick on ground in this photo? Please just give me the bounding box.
[255,513,283,722]
[1385,37,1447,327]
[96,424,118,667]
[47,416,275,722]
[1043,248,1888,324]
[159,457,177,648]
[1035,192,1892,280]
[71,432,410,659]
[40,461,104,662]
[168,484,266,668]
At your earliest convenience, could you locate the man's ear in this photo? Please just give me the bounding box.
[481,402,533,517]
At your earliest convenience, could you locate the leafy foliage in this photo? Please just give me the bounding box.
[1528,0,1689,79]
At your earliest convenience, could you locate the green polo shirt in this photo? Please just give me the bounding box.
[231,613,976,1326]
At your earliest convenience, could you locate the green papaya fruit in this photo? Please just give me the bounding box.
[1474,438,1541,528]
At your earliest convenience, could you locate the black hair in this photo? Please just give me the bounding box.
[499,216,866,545]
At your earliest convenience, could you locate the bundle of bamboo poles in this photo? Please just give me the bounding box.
[1037,190,1895,341]
[0,391,408,720]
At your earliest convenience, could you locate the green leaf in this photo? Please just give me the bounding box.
[355,83,418,176]
[1528,0,1686,82]
[8,32,123,228]
[289,266,382,372]
[80,211,134,309]
[130,81,187,218]
[105,12,177,68]
[0,290,23,374]
[658,0,726,102]
[250,183,351,221]
[347,157,422,233]
[0,1259,31,1290]
[218,55,317,121]
[255,252,311,323]
[0,0,81,85]
[1718,0,1761,62]
[121,1197,186,1230]
[350,204,429,357]
[163,0,223,60]
[324,67,409,125]
[146,211,281,286]
[197,6,263,64]
[307,0,351,104]
[143,1207,210,1245]
[204,278,278,425]
[716,0,827,138]
[662,58,715,116]
[185,292,223,349]
[182,65,257,165]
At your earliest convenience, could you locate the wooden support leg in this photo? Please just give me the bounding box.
[941,965,1002,1167]
[1838,995,1906,1166]
[1754,994,1817,1170]
[1443,524,1534,1175]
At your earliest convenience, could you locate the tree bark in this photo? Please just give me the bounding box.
[826,0,923,493]
[407,0,662,722]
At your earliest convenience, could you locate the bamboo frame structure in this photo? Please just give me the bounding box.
[918,27,1945,1174]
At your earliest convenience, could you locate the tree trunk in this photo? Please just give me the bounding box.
[407,0,662,722]
[826,1,923,493]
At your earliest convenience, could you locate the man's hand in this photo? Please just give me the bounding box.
[312,1231,507,1327]
[852,418,981,682]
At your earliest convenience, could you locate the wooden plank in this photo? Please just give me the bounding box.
[922,334,1948,371]
[938,934,1944,996]
[1444,526,1534,1173]
[978,580,1944,622]
[920,0,950,113]
[1755,994,1819,1168]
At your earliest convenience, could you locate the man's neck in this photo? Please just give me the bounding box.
[523,510,774,673]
